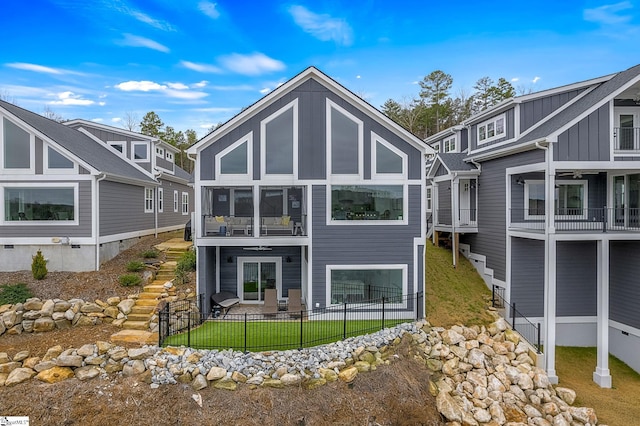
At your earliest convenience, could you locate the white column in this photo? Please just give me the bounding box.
[593,239,612,387]
[451,179,459,267]
[544,237,558,384]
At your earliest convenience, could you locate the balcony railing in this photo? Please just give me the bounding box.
[614,127,640,151]
[509,207,640,232]
[435,208,477,228]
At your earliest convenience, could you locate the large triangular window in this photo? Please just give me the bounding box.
[328,101,362,176]
[261,99,297,177]
[216,133,252,182]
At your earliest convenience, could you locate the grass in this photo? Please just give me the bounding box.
[163,319,406,351]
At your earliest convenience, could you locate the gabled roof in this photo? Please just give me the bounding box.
[188,66,433,155]
[427,153,478,178]
[423,125,464,145]
[0,100,156,184]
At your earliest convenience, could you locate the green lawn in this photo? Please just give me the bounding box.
[163,319,406,351]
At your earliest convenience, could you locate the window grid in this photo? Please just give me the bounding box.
[145,188,154,213]
[182,192,189,215]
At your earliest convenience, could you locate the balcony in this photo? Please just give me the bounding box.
[509,207,640,232]
[614,127,640,153]
[434,208,478,231]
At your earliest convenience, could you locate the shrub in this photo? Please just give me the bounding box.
[142,249,160,259]
[126,261,146,272]
[119,274,142,287]
[175,249,196,285]
[0,283,34,305]
[31,250,48,280]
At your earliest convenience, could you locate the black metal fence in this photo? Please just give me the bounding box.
[159,292,423,352]
[492,285,541,353]
[509,207,640,232]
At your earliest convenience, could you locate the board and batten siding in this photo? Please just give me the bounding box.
[461,149,545,282]
[510,237,544,317]
[556,241,597,317]
[0,180,92,238]
[554,104,610,162]
[199,78,424,182]
[520,88,585,133]
[437,181,452,225]
[99,180,154,236]
[198,246,216,313]
[469,108,516,151]
[310,185,421,308]
[610,241,640,329]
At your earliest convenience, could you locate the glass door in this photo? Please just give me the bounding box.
[614,175,625,226]
[239,257,280,302]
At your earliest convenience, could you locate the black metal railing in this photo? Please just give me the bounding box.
[509,207,640,232]
[159,292,423,352]
[614,127,640,151]
[492,285,541,353]
[330,282,403,304]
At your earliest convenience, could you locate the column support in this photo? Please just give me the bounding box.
[593,239,612,387]
[544,236,558,384]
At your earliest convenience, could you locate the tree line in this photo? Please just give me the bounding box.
[381,70,522,139]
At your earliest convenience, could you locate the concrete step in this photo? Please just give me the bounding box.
[127,313,153,322]
[122,320,150,330]
[130,305,155,315]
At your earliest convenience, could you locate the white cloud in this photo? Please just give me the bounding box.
[288,5,353,46]
[117,34,170,53]
[198,1,220,19]
[91,118,104,123]
[584,1,633,25]
[6,62,62,74]
[98,101,106,106]
[167,82,189,90]
[199,123,215,129]
[165,89,208,100]
[115,80,167,91]
[180,60,222,73]
[209,84,254,91]
[191,107,238,113]
[532,77,541,84]
[191,80,209,88]
[511,77,520,82]
[112,117,122,123]
[259,88,271,94]
[131,10,176,31]
[218,52,285,76]
[49,91,95,106]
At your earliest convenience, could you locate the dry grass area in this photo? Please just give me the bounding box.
[0,233,443,425]
[556,346,640,426]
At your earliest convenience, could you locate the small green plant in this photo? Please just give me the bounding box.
[175,249,196,285]
[0,283,34,305]
[126,260,146,272]
[118,274,142,287]
[142,249,160,259]
[31,250,48,280]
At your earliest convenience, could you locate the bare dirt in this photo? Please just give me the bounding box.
[0,233,443,425]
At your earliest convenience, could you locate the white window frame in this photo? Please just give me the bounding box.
[166,151,174,161]
[524,179,588,220]
[44,144,77,174]
[443,136,456,153]
[215,132,253,183]
[157,187,163,213]
[327,184,408,226]
[108,141,126,157]
[132,141,149,162]
[0,182,79,226]
[325,264,408,307]
[477,114,506,145]
[144,187,154,213]
[182,192,189,215]
[260,99,298,181]
[432,142,441,152]
[326,99,364,181]
[371,132,407,181]
[173,190,179,212]
[0,116,35,175]
[237,256,284,302]
[426,186,433,212]
[614,107,640,153]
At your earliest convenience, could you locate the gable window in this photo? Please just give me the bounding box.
[328,264,407,305]
[144,188,154,213]
[133,142,149,161]
[182,192,189,215]
[156,147,164,157]
[46,146,74,172]
[524,180,587,219]
[108,141,125,156]
[216,133,252,181]
[426,186,432,212]
[2,184,77,223]
[262,100,296,177]
[443,136,456,153]
[158,188,163,213]
[328,101,362,176]
[173,190,179,212]
[3,117,31,170]
[166,152,174,162]
[477,114,506,144]
[221,141,248,174]
[331,185,404,222]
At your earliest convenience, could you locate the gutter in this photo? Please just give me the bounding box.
[95,173,107,271]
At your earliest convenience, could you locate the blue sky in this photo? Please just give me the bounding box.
[1,0,639,137]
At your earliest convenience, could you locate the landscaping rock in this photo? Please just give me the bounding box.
[36,366,74,383]
[5,368,36,386]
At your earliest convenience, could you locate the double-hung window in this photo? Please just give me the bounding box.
[173,190,179,212]
[157,188,163,213]
[144,188,154,213]
[477,114,506,144]
[182,192,189,215]
[443,136,456,152]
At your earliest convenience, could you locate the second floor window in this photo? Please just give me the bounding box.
[477,114,505,144]
[524,180,587,219]
[443,136,456,152]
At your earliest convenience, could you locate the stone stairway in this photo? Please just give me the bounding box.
[111,239,192,345]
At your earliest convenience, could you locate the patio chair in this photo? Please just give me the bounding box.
[211,291,240,318]
[262,288,278,316]
[287,288,303,318]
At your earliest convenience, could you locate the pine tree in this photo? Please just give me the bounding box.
[31,250,48,280]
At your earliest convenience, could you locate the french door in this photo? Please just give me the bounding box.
[237,257,282,302]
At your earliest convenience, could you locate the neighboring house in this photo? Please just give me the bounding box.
[426,63,640,386]
[187,67,431,318]
[0,100,192,272]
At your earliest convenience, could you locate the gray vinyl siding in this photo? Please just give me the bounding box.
[311,185,420,308]
[157,179,192,228]
[156,156,175,172]
[461,149,545,281]
[510,237,544,317]
[71,125,154,169]
[99,180,154,236]
[554,104,610,161]
[556,241,597,317]
[469,108,516,151]
[435,164,449,177]
[200,78,423,181]
[460,131,469,152]
[610,241,640,329]
[199,246,217,313]
[520,88,585,133]
[0,180,92,238]
[438,181,451,225]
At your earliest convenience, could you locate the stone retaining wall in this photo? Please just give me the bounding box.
[0,319,604,426]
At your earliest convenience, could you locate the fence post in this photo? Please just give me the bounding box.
[603,206,607,233]
[492,285,496,307]
[299,312,303,350]
[187,312,191,348]
[537,322,541,353]
[343,302,347,340]
[511,302,516,331]
[381,297,386,330]
[244,313,248,353]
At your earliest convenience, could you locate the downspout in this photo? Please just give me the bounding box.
[95,173,107,271]
[451,172,458,268]
[153,171,161,238]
